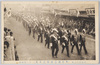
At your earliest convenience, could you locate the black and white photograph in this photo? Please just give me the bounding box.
[1,1,99,64]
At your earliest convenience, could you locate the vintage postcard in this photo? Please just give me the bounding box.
[1,1,99,64]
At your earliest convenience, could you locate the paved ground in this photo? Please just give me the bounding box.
[4,16,95,60]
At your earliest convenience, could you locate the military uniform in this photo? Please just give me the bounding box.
[71,29,80,55]
[32,26,36,39]
[50,29,59,58]
[61,33,69,57]
[28,26,31,36]
[45,30,50,48]
[38,27,43,43]
[67,30,71,45]
[58,27,64,45]
[28,23,32,36]
[79,30,88,54]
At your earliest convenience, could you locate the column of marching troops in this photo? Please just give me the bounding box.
[13,13,88,58]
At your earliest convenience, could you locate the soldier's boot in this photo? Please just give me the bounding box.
[61,46,64,53]
[52,48,54,58]
[48,42,50,49]
[67,54,70,57]
[78,49,81,55]
[83,43,88,54]
[45,43,46,47]
[85,52,88,54]
[67,55,70,57]
[37,35,40,41]
[76,44,81,55]
[41,35,43,43]
[66,46,69,57]
[55,49,59,58]
[71,45,74,53]
[33,34,35,39]
[55,56,58,58]
[52,55,54,58]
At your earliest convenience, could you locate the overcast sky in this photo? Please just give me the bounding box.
[5,3,95,13]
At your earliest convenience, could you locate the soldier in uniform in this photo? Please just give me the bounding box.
[38,27,43,43]
[28,26,31,36]
[80,29,88,54]
[58,26,64,45]
[67,30,71,45]
[45,29,50,49]
[61,30,69,57]
[71,29,80,55]
[49,28,54,49]
[32,25,36,39]
[50,28,59,58]
[28,22,32,36]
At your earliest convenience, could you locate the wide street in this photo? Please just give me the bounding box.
[4,16,95,60]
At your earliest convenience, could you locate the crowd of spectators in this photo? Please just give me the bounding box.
[48,14,95,38]
[4,27,19,60]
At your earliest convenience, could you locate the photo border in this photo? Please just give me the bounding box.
[1,1,99,64]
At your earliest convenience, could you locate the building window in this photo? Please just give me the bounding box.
[87,10,89,14]
[90,10,92,14]
[93,10,95,14]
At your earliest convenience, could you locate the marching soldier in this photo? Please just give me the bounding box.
[61,30,69,57]
[50,28,59,58]
[45,29,50,49]
[38,27,43,43]
[71,29,80,55]
[28,25,31,36]
[80,29,88,54]
[32,25,36,39]
[67,30,71,45]
[58,26,64,45]
[28,22,32,36]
